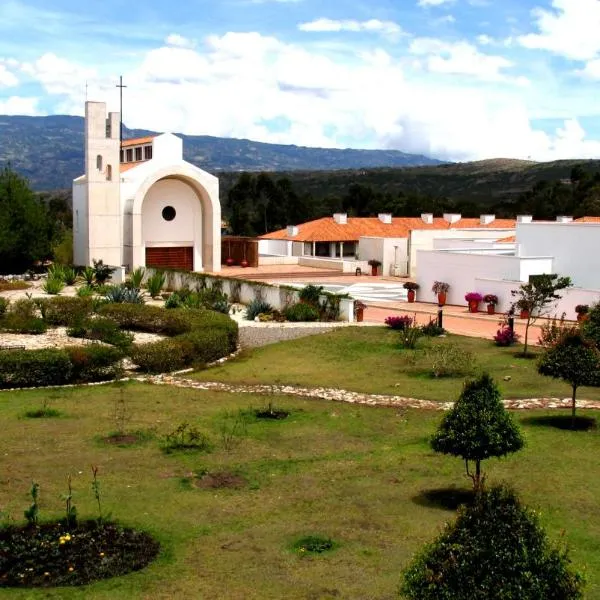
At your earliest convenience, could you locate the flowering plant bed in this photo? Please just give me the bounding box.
[494,326,521,347]
[0,520,159,587]
[385,315,413,330]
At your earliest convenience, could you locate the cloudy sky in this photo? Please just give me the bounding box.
[1,0,600,161]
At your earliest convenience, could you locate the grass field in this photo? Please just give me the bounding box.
[0,382,598,599]
[192,327,600,402]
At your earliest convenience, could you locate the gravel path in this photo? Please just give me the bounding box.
[136,375,600,412]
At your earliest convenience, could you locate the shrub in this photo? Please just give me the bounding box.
[246,299,273,321]
[0,349,72,388]
[575,304,589,315]
[98,304,193,335]
[420,319,445,337]
[292,535,338,555]
[0,298,9,316]
[179,328,233,364]
[385,315,413,330]
[76,285,95,298]
[103,284,145,304]
[430,344,476,378]
[46,264,66,282]
[146,271,166,298]
[299,284,323,307]
[402,486,584,600]
[68,317,134,349]
[131,338,195,373]
[399,321,422,349]
[66,345,124,382]
[164,293,182,309]
[285,303,319,322]
[0,313,47,334]
[42,277,64,295]
[494,326,520,347]
[42,297,94,327]
[161,422,212,453]
[0,280,30,292]
[92,259,115,285]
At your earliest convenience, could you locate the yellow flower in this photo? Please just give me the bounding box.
[99,552,105,557]
[59,539,66,545]
[44,572,50,576]
[68,567,74,572]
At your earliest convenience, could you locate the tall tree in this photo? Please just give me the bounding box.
[0,166,52,273]
[511,274,572,356]
[431,374,524,490]
[538,330,600,429]
[402,486,584,600]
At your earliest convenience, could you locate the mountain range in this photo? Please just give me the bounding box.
[0,114,442,190]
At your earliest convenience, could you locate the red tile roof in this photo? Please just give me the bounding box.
[575,216,600,222]
[261,217,516,242]
[498,235,516,243]
[121,136,155,147]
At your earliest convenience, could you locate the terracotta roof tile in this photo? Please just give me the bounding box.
[121,136,155,147]
[575,216,600,222]
[498,235,516,243]
[261,217,516,242]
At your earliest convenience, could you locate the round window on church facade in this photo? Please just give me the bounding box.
[162,206,176,221]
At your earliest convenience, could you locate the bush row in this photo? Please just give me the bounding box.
[0,346,123,389]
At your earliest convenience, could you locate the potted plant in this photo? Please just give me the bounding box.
[432,281,450,306]
[483,294,499,315]
[403,281,419,303]
[516,298,532,320]
[575,304,589,322]
[465,292,483,313]
[354,301,366,322]
[367,259,382,277]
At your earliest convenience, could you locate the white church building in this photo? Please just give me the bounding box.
[73,101,221,273]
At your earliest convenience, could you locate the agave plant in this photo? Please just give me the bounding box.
[103,284,145,304]
[146,271,166,299]
[46,264,66,282]
[42,277,64,295]
[129,267,145,289]
[82,266,96,286]
[62,266,78,286]
[76,285,95,298]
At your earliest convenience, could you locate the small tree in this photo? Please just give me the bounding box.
[538,330,600,429]
[401,485,584,600]
[581,301,600,349]
[431,374,524,490]
[511,274,572,356]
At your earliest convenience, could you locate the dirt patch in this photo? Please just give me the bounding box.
[195,471,247,489]
[102,433,143,446]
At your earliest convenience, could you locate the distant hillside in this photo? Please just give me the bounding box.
[0,115,442,190]
[216,158,600,207]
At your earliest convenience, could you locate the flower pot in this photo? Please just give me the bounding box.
[371,266,378,276]
[225,257,235,267]
[356,307,364,322]
[577,313,587,322]
[519,309,530,319]
[468,300,479,313]
[407,289,416,303]
[437,292,447,306]
[487,304,495,315]
[240,260,249,268]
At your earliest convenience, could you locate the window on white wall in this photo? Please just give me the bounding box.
[75,209,79,233]
[106,165,112,181]
[96,155,102,171]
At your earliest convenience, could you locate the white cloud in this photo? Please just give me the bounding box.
[0,63,18,86]
[519,0,600,61]
[298,18,403,36]
[165,34,196,49]
[0,95,39,115]
[13,32,600,162]
[418,0,454,6]
[409,38,523,83]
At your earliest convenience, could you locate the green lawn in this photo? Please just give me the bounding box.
[0,382,598,598]
[192,327,600,402]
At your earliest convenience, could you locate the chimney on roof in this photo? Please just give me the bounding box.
[517,215,533,223]
[421,213,434,224]
[480,214,496,225]
[286,225,299,237]
[556,216,573,223]
[443,213,462,224]
[333,213,347,225]
[378,213,392,224]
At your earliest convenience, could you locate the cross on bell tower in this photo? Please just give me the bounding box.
[116,75,127,147]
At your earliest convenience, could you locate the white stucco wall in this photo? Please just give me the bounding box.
[258,239,290,256]
[72,181,88,266]
[358,237,407,275]
[416,249,554,306]
[409,228,514,277]
[142,178,198,248]
[517,222,600,289]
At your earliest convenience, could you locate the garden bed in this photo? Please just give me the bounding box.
[0,520,159,588]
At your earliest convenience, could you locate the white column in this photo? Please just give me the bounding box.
[312,242,316,256]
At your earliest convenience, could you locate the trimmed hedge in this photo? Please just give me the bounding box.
[98,304,192,336]
[66,345,124,382]
[285,303,320,322]
[68,317,134,350]
[0,349,72,388]
[0,313,47,334]
[41,297,94,326]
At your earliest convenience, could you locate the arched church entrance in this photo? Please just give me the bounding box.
[141,177,202,271]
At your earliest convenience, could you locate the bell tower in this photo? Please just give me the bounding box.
[74,101,121,266]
